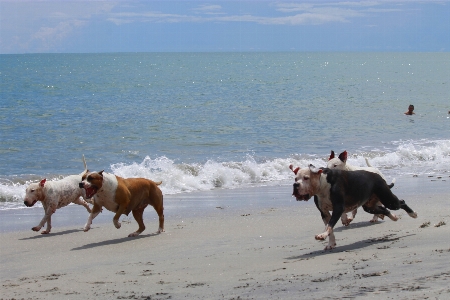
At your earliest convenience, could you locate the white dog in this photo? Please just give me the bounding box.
[327,150,395,223]
[23,156,91,234]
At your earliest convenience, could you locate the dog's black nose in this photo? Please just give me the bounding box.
[293,182,299,189]
[79,182,84,188]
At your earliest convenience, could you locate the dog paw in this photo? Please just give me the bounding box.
[389,214,399,221]
[128,232,140,237]
[342,219,353,226]
[41,230,50,234]
[83,226,90,232]
[324,243,336,250]
[315,234,326,241]
[409,212,418,218]
[157,228,165,234]
[32,227,40,232]
[114,222,121,229]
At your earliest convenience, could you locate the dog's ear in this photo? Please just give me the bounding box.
[308,164,322,174]
[338,151,348,163]
[289,165,299,175]
[329,150,335,160]
[39,178,46,187]
[98,170,104,176]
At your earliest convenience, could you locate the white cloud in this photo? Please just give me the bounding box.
[0,1,117,53]
[193,4,223,13]
[103,1,387,27]
[1,0,447,53]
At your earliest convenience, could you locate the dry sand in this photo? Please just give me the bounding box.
[1,177,449,299]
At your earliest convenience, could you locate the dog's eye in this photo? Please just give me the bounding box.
[31,189,35,192]
[303,176,309,181]
[333,164,338,168]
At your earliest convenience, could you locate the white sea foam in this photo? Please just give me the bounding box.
[1,139,449,210]
[110,155,325,195]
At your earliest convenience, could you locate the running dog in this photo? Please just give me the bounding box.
[290,164,417,250]
[79,171,164,237]
[23,156,91,234]
[327,150,395,223]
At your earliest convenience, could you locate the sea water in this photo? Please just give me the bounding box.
[1,52,449,210]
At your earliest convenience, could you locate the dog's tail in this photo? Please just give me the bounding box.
[82,154,87,171]
[388,178,396,189]
[364,157,373,168]
[154,181,162,186]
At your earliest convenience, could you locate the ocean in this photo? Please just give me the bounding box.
[1,52,449,210]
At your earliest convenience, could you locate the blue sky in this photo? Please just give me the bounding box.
[1,0,449,53]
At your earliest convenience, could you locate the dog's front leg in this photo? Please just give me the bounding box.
[73,197,92,213]
[84,202,102,232]
[314,196,330,231]
[41,215,52,234]
[327,228,336,250]
[112,202,130,229]
[341,213,351,226]
[316,202,344,250]
[32,202,54,234]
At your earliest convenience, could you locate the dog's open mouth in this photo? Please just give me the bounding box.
[84,186,98,199]
[292,186,311,201]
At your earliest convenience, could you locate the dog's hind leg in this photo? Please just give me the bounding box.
[153,198,165,234]
[374,186,417,219]
[398,200,417,218]
[363,204,398,221]
[157,208,164,234]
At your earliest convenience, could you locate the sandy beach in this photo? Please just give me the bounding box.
[1,177,449,299]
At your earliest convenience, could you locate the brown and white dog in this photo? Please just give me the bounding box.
[290,164,417,250]
[23,156,91,234]
[79,171,164,237]
[327,150,395,223]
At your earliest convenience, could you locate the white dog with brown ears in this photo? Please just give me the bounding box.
[23,155,91,234]
[327,150,395,223]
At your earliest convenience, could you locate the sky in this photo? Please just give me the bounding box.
[0,0,449,54]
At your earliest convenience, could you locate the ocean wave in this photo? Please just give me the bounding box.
[1,139,449,210]
[110,155,325,195]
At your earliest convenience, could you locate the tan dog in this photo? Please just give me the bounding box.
[79,171,164,237]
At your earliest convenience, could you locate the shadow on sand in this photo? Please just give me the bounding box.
[71,231,161,251]
[285,231,416,261]
[19,228,84,240]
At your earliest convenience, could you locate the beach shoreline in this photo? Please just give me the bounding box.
[1,177,449,299]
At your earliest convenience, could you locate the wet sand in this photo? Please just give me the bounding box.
[1,177,449,299]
